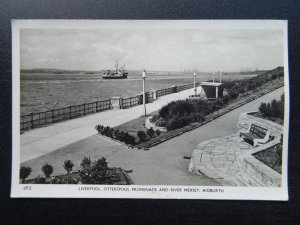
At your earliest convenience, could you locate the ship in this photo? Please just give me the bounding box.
[102,60,128,79]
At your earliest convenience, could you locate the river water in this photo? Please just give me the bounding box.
[21,72,257,114]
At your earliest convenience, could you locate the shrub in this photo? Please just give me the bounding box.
[155,130,161,136]
[123,132,136,145]
[42,163,53,178]
[137,130,147,142]
[95,124,103,134]
[166,117,189,131]
[228,89,239,99]
[61,177,78,184]
[20,166,32,183]
[63,160,74,174]
[33,176,46,184]
[146,127,155,138]
[79,157,109,184]
[259,94,284,120]
[159,103,172,118]
[80,157,92,171]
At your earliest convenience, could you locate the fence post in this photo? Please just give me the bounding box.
[68,106,71,119]
[30,113,34,129]
[51,109,54,124]
[138,93,143,104]
[172,85,177,93]
[154,90,158,100]
[110,97,122,109]
[84,103,86,115]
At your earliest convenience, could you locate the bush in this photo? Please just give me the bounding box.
[80,157,92,171]
[33,176,46,184]
[95,125,136,145]
[63,160,74,174]
[42,163,53,178]
[20,166,32,183]
[166,117,189,131]
[79,157,109,184]
[159,103,172,118]
[137,130,147,142]
[259,94,284,120]
[61,177,78,184]
[228,89,239,99]
[155,130,161,136]
[146,127,155,138]
[123,132,136,145]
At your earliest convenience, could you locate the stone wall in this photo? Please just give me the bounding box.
[189,112,283,187]
[237,112,283,140]
[239,156,281,187]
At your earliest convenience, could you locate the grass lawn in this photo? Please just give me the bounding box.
[253,143,282,174]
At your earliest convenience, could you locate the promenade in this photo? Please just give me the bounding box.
[21,87,284,186]
[21,88,196,163]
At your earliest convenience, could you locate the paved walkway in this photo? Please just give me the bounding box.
[189,134,282,187]
[21,87,284,185]
[21,88,196,162]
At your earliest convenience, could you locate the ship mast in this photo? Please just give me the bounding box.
[115,60,119,72]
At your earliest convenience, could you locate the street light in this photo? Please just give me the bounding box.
[142,70,146,116]
[193,72,197,96]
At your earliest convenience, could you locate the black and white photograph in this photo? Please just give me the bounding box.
[11,20,289,199]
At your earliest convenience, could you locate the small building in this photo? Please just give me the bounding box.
[200,82,224,99]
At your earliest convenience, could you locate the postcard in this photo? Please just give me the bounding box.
[11,20,289,200]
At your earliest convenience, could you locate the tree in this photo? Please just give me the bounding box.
[63,160,74,174]
[20,166,32,183]
[259,102,267,115]
[80,157,91,171]
[42,163,53,178]
[137,130,147,142]
[146,127,155,138]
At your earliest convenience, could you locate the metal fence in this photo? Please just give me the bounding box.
[156,87,174,98]
[20,82,198,131]
[121,96,141,109]
[177,83,193,92]
[145,92,154,103]
[20,99,111,131]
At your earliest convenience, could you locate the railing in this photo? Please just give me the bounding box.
[156,87,174,98]
[21,99,111,131]
[121,96,141,109]
[145,92,154,103]
[21,83,198,131]
[177,83,193,92]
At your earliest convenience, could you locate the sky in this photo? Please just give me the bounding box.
[20,28,284,72]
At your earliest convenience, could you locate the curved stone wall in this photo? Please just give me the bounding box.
[189,111,283,187]
[237,112,283,140]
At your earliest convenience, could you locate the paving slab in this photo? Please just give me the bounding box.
[21,88,196,162]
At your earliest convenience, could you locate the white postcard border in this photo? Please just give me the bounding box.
[11,20,289,200]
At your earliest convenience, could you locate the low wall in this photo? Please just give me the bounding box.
[239,156,281,187]
[237,112,283,140]
[189,112,283,187]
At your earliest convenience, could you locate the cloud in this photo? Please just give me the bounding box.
[20,28,284,71]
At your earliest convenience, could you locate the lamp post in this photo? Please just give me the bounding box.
[142,70,146,116]
[193,72,197,96]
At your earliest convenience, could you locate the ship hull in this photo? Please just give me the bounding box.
[102,75,127,79]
